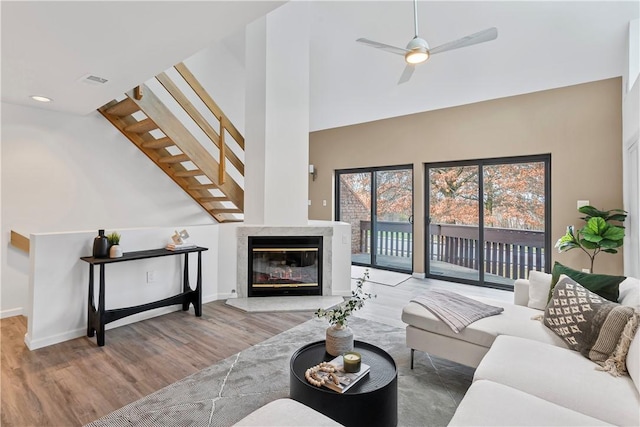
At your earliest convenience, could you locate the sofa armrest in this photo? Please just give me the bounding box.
[513,279,530,307]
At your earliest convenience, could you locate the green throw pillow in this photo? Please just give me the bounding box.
[547,262,625,303]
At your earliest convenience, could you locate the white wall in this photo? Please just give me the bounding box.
[244,2,310,225]
[183,41,246,135]
[1,102,215,317]
[27,225,219,350]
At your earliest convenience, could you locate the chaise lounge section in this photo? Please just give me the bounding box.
[402,273,640,426]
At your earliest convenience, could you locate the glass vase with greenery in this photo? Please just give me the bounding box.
[555,205,626,273]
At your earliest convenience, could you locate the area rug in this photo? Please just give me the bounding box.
[86,317,473,427]
[352,266,411,287]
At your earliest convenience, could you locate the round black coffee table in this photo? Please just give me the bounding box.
[289,340,397,427]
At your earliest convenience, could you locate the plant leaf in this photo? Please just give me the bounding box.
[599,239,623,249]
[578,205,608,218]
[580,217,607,241]
[602,226,625,241]
[580,239,599,249]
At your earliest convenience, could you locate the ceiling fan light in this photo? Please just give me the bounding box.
[405,49,429,64]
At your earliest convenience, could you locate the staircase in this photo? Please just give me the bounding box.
[98,63,244,223]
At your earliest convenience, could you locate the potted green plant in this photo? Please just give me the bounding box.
[555,205,626,272]
[107,231,123,258]
[315,269,376,356]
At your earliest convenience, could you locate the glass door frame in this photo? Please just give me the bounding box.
[335,164,414,274]
[424,154,551,290]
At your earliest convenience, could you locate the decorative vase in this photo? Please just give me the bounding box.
[92,229,109,258]
[109,245,123,258]
[325,324,354,356]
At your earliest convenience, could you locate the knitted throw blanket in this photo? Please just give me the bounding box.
[411,290,504,333]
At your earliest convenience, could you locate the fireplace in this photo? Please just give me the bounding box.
[248,236,322,297]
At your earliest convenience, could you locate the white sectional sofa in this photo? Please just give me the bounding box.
[402,276,640,426]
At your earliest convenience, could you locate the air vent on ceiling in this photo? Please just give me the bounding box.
[79,74,109,85]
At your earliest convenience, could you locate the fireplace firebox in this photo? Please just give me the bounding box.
[248,236,322,297]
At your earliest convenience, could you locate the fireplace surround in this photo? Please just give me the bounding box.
[248,236,322,297]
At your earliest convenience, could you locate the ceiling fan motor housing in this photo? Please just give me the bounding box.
[405,37,430,64]
[406,36,429,51]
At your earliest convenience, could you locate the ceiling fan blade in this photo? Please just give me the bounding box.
[398,65,415,84]
[429,27,498,55]
[356,38,408,56]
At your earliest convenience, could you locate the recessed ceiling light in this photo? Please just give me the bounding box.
[31,95,52,103]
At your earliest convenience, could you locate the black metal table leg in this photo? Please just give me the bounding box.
[182,252,190,311]
[87,265,95,337]
[195,251,202,317]
[97,264,106,347]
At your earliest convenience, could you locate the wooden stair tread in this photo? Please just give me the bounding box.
[199,196,229,202]
[142,137,174,149]
[209,208,242,214]
[188,184,218,190]
[124,118,157,134]
[100,62,247,225]
[159,154,189,164]
[175,169,204,177]
[105,98,140,117]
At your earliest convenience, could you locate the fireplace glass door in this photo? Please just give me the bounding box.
[248,236,322,297]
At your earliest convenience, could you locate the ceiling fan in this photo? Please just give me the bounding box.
[356,0,498,84]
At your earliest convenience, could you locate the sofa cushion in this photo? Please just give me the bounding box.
[402,297,568,350]
[549,262,625,303]
[233,398,343,426]
[544,276,638,371]
[527,270,552,310]
[448,380,613,426]
[627,329,640,395]
[474,335,640,426]
[619,277,640,308]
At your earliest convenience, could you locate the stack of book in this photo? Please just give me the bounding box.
[316,355,371,393]
[166,243,197,251]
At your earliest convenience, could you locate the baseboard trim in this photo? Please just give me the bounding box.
[1,307,24,319]
[412,272,426,279]
[25,327,86,350]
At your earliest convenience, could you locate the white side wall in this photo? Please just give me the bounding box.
[1,103,214,318]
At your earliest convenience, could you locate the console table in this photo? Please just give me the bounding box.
[80,246,208,346]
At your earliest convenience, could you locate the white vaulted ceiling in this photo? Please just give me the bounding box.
[2,1,638,131]
[1,1,285,115]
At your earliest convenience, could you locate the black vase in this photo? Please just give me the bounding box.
[93,229,109,258]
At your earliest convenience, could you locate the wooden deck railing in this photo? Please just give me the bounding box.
[360,221,413,258]
[359,221,545,280]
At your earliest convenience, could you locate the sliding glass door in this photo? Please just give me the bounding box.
[337,165,413,273]
[426,155,550,289]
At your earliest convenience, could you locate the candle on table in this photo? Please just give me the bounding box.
[343,352,361,373]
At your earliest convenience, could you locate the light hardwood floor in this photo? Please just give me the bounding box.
[1,302,313,427]
[0,272,511,427]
